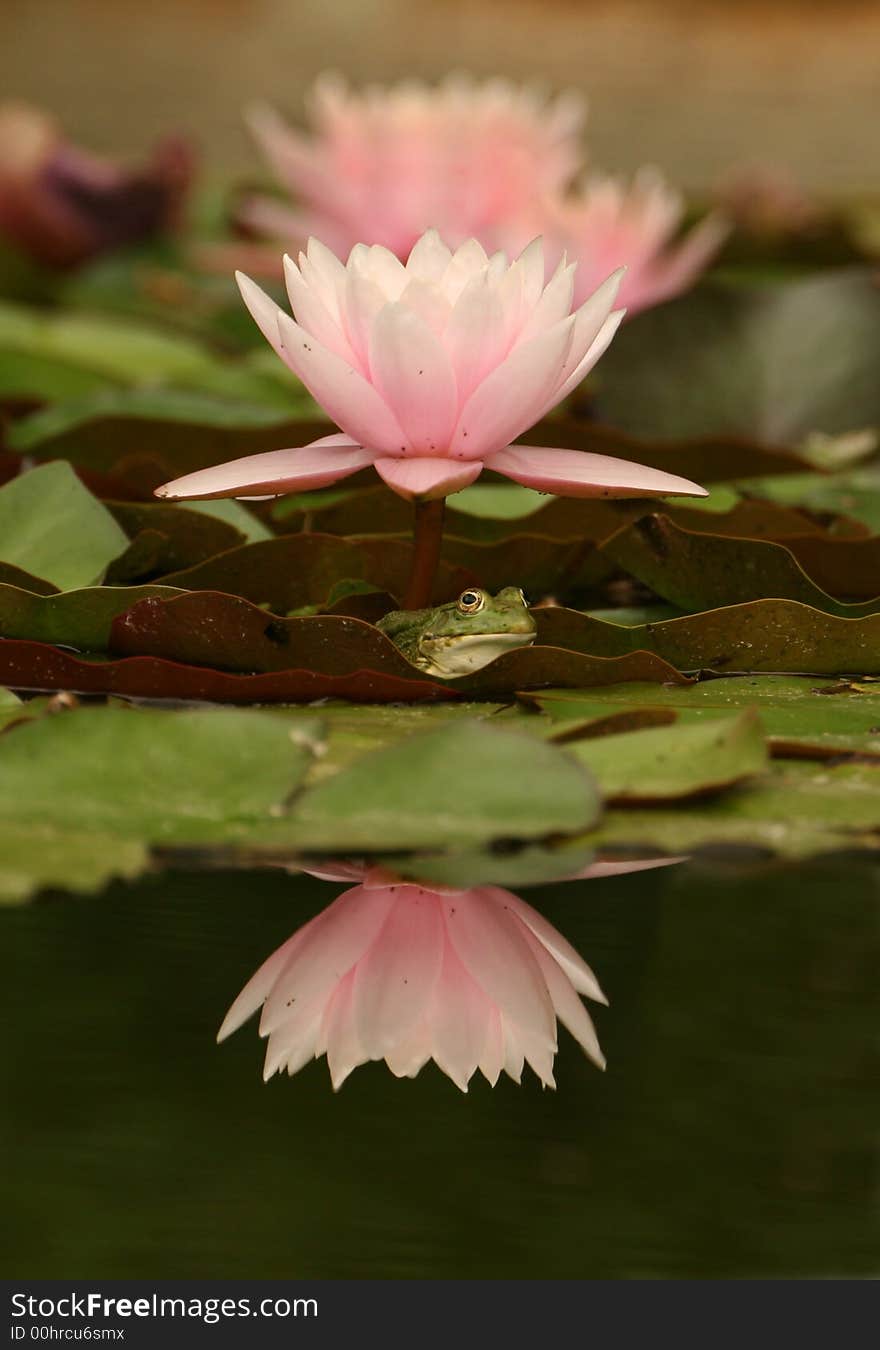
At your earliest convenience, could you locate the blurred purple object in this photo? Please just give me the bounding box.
[0,102,194,268]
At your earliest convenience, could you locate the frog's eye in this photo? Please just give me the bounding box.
[457,589,485,614]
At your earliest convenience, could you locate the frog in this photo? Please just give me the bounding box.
[377,587,536,678]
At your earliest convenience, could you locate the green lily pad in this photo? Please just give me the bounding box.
[0,301,309,406]
[267,721,601,852]
[745,466,880,535]
[0,823,148,906]
[0,583,182,650]
[0,705,321,842]
[524,675,880,758]
[562,710,769,802]
[589,759,880,859]
[0,462,128,590]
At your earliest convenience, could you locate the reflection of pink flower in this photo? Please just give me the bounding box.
[503,168,728,315]
[156,230,707,505]
[241,73,586,261]
[0,102,192,269]
[219,876,607,1091]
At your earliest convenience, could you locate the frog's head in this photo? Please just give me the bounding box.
[414,586,536,678]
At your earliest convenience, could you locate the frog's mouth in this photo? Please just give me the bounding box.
[418,630,535,679]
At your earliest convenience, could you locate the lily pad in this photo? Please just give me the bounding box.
[7,392,327,494]
[104,501,251,580]
[524,675,880,758]
[266,720,601,852]
[0,461,128,590]
[589,758,880,859]
[602,515,880,617]
[0,301,309,406]
[0,704,320,841]
[0,822,148,906]
[0,583,183,650]
[0,640,454,704]
[160,535,475,610]
[561,710,769,803]
[536,600,880,675]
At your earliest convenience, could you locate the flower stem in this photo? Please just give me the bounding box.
[404,497,446,610]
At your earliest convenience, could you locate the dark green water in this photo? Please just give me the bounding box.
[1,858,876,1278]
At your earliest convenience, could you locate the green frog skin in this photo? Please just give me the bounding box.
[377,587,536,678]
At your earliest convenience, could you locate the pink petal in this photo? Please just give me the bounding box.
[405,228,453,282]
[633,213,730,313]
[537,308,624,416]
[478,1009,505,1086]
[574,857,685,881]
[352,886,445,1058]
[349,242,408,300]
[373,455,482,501]
[492,888,607,1004]
[550,268,624,394]
[342,262,388,372]
[485,445,708,498]
[262,999,324,1079]
[519,931,605,1070]
[259,883,397,1036]
[368,302,459,453]
[276,309,408,450]
[449,314,576,459]
[236,270,286,363]
[513,1020,558,1088]
[428,938,494,1092]
[320,969,365,1090]
[442,238,490,301]
[398,278,452,336]
[283,253,357,365]
[303,236,349,316]
[517,259,576,343]
[444,273,508,405]
[501,1024,525,1084]
[384,1022,434,1080]
[217,928,308,1043]
[441,890,556,1047]
[154,435,374,501]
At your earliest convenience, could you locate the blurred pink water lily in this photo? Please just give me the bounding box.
[156,230,707,505]
[239,73,586,261]
[0,101,192,270]
[219,875,608,1091]
[503,167,729,315]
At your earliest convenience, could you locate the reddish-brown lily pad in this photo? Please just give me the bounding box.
[161,533,476,609]
[0,639,454,703]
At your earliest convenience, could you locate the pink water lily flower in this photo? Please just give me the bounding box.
[506,167,728,315]
[239,73,586,261]
[218,874,608,1091]
[155,230,707,505]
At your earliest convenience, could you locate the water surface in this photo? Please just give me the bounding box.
[1,858,876,1278]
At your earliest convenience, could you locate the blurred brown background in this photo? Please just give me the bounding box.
[3,0,878,191]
